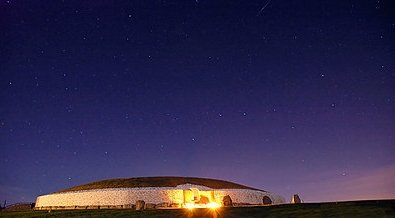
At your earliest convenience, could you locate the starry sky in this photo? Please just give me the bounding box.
[1,0,394,204]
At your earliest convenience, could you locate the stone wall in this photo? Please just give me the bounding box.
[36,188,184,207]
[35,184,285,209]
[213,189,285,205]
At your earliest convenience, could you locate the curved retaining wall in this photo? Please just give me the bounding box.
[35,184,285,209]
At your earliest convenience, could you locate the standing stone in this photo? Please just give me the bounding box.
[262,196,272,205]
[222,195,233,207]
[199,196,210,204]
[291,194,301,204]
[135,200,145,211]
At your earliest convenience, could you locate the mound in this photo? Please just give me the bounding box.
[35,176,285,209]
[57,176,263,193]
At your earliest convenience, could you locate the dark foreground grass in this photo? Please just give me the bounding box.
[1,200,394,218]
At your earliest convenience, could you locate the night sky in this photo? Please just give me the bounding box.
[1,0,394,204]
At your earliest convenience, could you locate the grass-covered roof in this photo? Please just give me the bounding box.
[57,177,263,193]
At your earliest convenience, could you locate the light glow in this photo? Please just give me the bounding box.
[184,203,195,210]
[183,202,220,209]
[207,202,220,209]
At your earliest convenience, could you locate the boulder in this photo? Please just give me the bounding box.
[222,195,233,207]
[291,194,301,204]
[169,203,181,208]
[155,202,169,208]
[199,196,210,204]
[144,203,156,210]
[136,200,145,211]
[262,196,272,205]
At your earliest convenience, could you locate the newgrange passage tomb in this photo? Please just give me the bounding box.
[35,177,285,210]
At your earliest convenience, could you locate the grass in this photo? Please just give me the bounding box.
[56,177,262,193]
[1,200,394,218]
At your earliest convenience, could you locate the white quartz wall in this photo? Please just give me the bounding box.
[35,186,285,207]
[36,188,184,207]
[213,189,285,204]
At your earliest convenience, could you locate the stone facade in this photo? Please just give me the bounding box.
[35,184,285,210]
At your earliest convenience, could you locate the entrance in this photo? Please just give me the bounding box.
[183,188,219,208]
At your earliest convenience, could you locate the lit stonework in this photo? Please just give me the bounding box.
[34,177,285,210]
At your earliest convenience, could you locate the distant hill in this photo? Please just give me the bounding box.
[57,177,263,193]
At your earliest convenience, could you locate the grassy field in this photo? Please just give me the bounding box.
[1,200,394,218]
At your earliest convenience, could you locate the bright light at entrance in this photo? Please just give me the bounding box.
[185,203,195,210]
[183,188,221,210]
[183,202,220,209]
[207,202,220,209]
